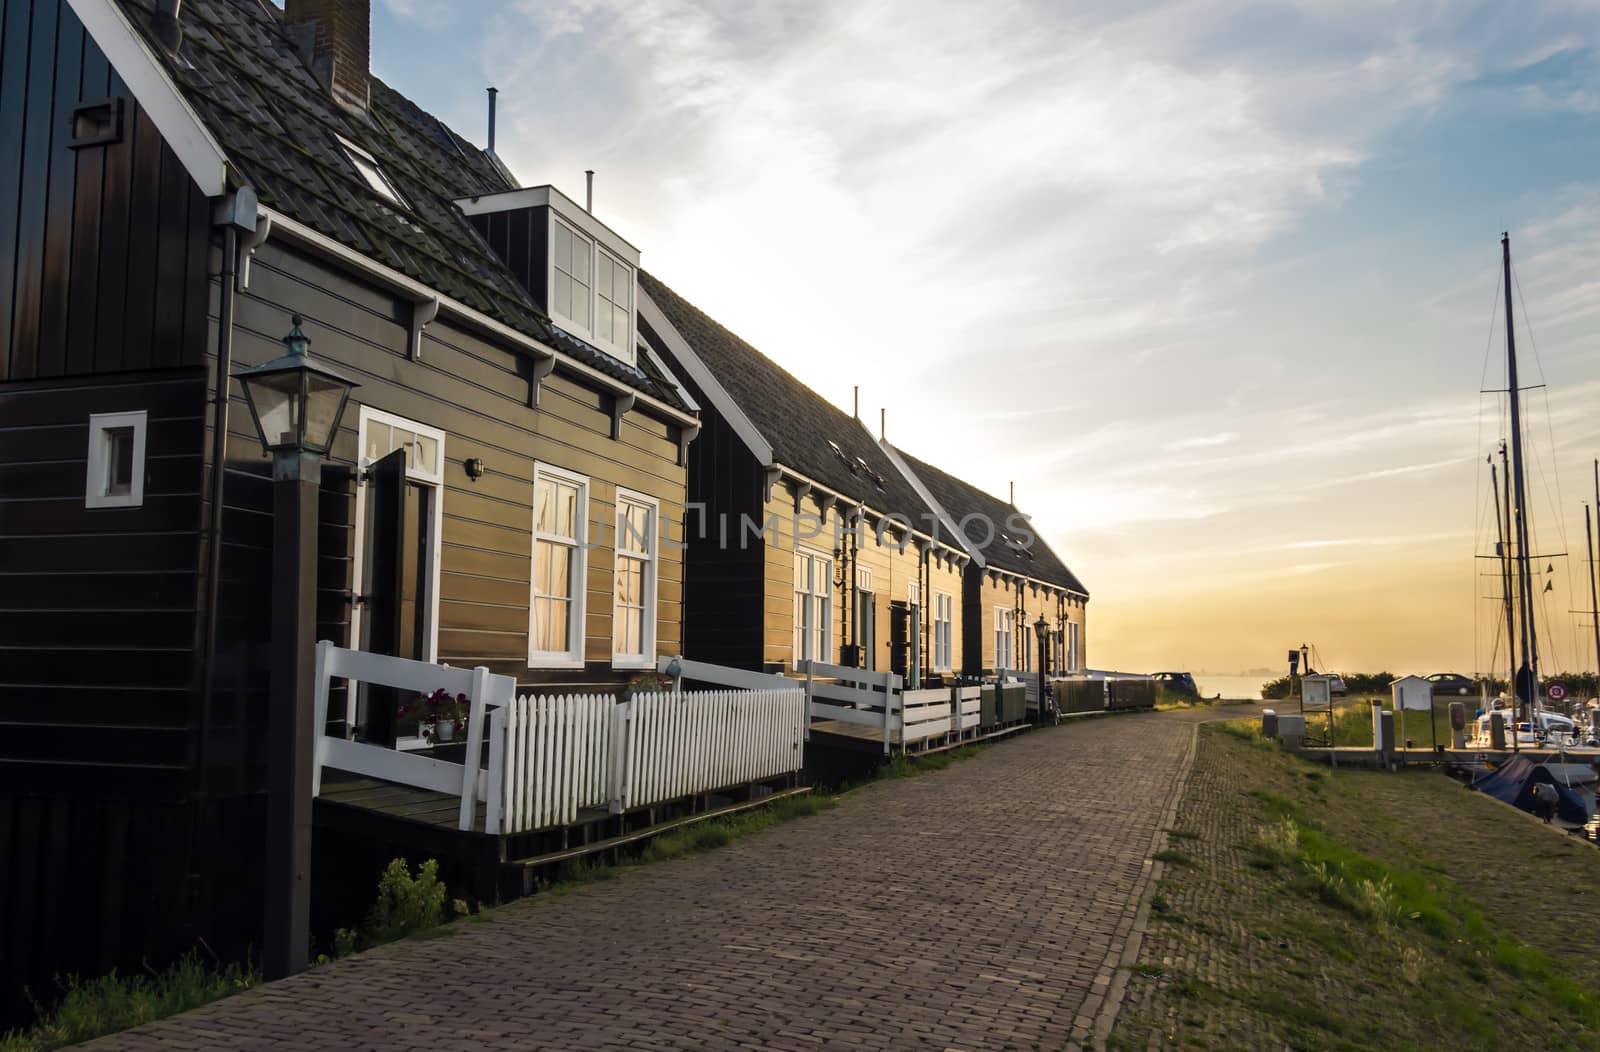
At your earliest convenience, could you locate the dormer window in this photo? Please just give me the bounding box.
[549,215,632,358]
[339,136,407,210]
[456,185,641,366]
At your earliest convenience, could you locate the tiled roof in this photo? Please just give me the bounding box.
[114,0,686,409]
[889,445,1088,596]
[639,271,941,532]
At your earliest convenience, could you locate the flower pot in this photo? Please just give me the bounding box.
[434,719,456,743]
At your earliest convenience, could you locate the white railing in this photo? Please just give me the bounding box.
[618,689,806,812]
[312,643,807,836]
[487,687,805,835]
[492,693,615,835]
[312,641,516,831]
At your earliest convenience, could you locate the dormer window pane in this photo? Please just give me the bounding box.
[595,249,631,353]
[553,219,592,331]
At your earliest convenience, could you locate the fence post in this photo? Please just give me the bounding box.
[458,665,493,831]
[608,697,630,814]
[311,640,333,797]
[485,704,507,835]
[804,660,814,742]
[884,670,899,755]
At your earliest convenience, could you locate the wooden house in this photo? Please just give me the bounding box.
[0,0,702,1021]
[880,445,1089,680]
[638,275,971,687]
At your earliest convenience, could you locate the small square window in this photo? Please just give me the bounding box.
[70,97,124,148]
[86,411,147,509]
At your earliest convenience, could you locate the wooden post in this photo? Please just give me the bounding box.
[264,454,319,981]
[458,665,492,831]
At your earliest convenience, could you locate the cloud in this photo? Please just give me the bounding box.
[1166,432,1240,451]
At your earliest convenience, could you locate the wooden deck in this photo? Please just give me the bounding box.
[318,771,488,829]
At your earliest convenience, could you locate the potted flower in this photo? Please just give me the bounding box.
[406,688,470,743]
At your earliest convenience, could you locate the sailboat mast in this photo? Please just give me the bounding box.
[1592,459,1600,680]
[1499,445,1520,752]
[1503,232,1540,727]
[1587,501,1600,683]
[1491,453,1516,696]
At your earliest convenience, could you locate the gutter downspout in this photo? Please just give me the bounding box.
[198,190,258,794]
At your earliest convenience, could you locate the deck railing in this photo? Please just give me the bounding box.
[311,643,806,835]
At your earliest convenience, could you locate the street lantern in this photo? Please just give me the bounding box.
[233,314,357,982]
[236,315,356,461]
[1033,614,1051,725]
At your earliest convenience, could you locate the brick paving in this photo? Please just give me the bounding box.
[89,706,1260,1052]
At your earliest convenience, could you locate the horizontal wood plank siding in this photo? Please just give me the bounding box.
[212,242,689,716]
[0,370,207,780]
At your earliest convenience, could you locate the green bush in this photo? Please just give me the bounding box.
[363,858,450,946]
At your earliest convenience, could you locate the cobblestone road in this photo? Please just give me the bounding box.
[90,706,1260,1052]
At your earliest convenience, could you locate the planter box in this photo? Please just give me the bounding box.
[998,684,1027,724]
[980,685,999,729]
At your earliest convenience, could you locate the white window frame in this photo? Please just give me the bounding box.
[593,244,633,360]
[547,211,636,363]
[933,591,954,673]
[1068,620,1080,672]
[530,462,590,669]
[85,410,147,509]
[994,606,1015,671]
[793,547,833,667]
[611,488,659,670]
[350,407,447,668]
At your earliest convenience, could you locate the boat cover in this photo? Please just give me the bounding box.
[1470,754,1590,824]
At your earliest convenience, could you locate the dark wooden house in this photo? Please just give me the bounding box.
[0,0,699,1022]
[638,274,970,685]
[880,444,1090,678]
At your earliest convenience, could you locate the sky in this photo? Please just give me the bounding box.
[369,0,1600,679]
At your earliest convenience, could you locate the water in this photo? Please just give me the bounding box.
[1194,674,1269,700]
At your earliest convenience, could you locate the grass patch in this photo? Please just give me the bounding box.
[1113,719,1600,1051]
[0,954,256,1052]
[1152,849,1195,867]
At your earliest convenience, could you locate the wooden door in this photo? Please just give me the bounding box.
[359,448,429,746]
[889,600,908,679]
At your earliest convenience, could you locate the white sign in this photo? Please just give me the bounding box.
[1548,683,1568,701]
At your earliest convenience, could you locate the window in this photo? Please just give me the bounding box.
[360,412,443,484]
[85,411,146,508]
[933,591,954,672]
[531,464,589,668]
[994,607,1015,671]
[1068,621,1080,672]
[551,218,592,333]
[793,548,833,666]
[338,135,408,210]
[594,247,632,355]
[612,490,658,668]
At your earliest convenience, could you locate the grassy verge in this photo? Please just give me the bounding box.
[0,955,256,1052]
[1112,718,1600,1051]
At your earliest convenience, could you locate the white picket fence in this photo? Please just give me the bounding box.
[488,687,805,835]
[311,643,807,836]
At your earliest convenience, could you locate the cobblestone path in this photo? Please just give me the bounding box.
[91,706,1259,1052]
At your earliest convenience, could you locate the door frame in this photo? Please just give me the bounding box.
[351,406,446,669]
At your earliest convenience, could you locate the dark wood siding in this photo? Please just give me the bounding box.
[0,0,210,382]
[0,370,207,786]
[464,204,549,310]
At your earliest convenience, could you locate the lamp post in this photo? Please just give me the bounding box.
[235,315,357,980]
[1033,614,1051,726]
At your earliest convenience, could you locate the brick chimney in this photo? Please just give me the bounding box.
[284,0,370,111]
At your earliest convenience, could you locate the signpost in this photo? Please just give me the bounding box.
[1548,682,1567,702]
